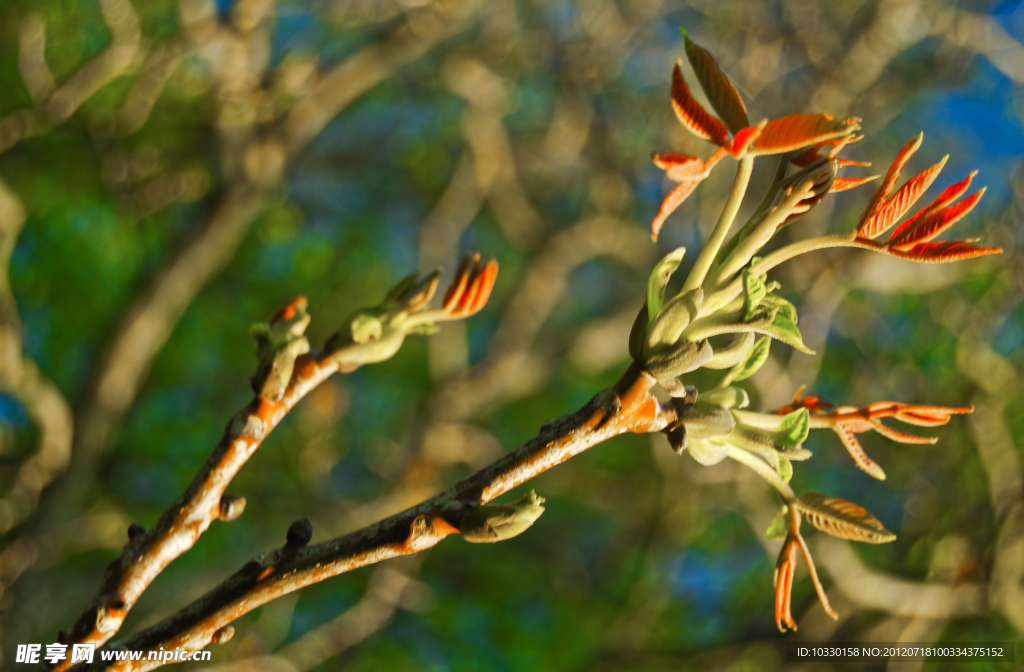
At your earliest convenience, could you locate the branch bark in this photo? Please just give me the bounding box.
[91,363,677,670]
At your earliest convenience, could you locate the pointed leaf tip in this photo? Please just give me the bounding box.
[683,34,749,134]
[671,62,729,144]
[795,493,896,543]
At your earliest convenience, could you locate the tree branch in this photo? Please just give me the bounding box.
[91,363,678,669]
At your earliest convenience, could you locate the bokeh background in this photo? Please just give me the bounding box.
[0,0,1022,669]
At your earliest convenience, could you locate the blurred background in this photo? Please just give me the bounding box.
[0,0,1022,669]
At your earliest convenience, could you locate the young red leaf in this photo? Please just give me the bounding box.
[893,404,973,426]
[881,240,1002,263]
[857,157,946,239]
[671,62,729,144]
[682,31,750,134]
[774,534,799,632]
[833,424,887,480]
[441,254,474,311]
[652,181,700,241]
[858,132,923,232]
[889,170,978,240]
[652,152,708,182]
[726,120,766,157]
[890,189,985,249]
[830,175,879,193]
[748,114,860,156]
[795,493,896,544]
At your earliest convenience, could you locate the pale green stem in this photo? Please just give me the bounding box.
[683,157,754,292]
[727,445,795,500]
[733,408,837,430]
[731,409,784,430]
[709,179,816,287]
[700,234,870,316]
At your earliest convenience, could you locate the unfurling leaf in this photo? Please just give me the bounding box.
[742,267,767,320]
[794,493,896,544]
[857,156,947,239]
[777,456,793,482]
[879,240,1002,262]
[682,29,749,134]
[764,311,814,355]
[830,175,879,193]
[728,335,771,382]
[859,132,923,227]
[748,114,860,156]
[766,507,788,540]
[889,189,985,249]
[833,424,887,480]
[652,181,699,241]
[652,152,708,182]
[775,408,809,447]
[646,248,687,323]
[650,148,726,240]
[890,170,977,239]
[671,62,728,143]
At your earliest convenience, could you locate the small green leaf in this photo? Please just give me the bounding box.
[761,293,798,325]
[742,267,767,320]
[647,248,687,325]
[765,311,814,354]
[765,507,788,540]
[730,335,771,382]
[775,408,809,447]
[776,456,793,482]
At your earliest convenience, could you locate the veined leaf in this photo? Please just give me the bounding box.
[890,189,985,249]
[880,240,1002,263]
[682,30,749,134]
[857,157,946,239]
[729,335,771,382]
[748,114,860,156]
[742,268,767,320]
[671,62,728,143]
[761,293,797,325]
[889,170,977,240]
[830,175,879,193]
[775,407,809,447]
[857,133,922,235]
[795,493,896,543]
[766,507,788,540]
[766,311,814,354]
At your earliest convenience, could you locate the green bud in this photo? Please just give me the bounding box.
[459,490,546,544]
[351,314,383,344]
